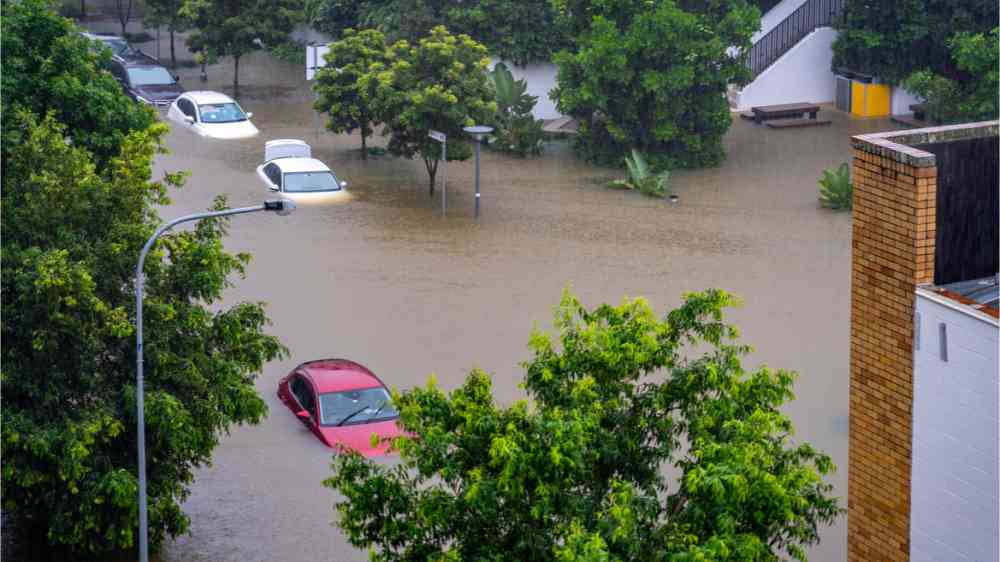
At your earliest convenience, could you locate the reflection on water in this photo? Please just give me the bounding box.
[54,20,902,562]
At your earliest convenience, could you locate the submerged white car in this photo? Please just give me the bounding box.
[256,140,348,197]
[166,91,258,139]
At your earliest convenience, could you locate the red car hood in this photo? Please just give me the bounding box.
[318,419,405,457]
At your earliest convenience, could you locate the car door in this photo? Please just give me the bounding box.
[266,163,282,192]
[289,375,321,427]
[177,98,198,129]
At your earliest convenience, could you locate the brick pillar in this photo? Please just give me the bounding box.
[848,142,936,561]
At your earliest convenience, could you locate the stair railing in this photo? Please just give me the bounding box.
[747,0,844,78]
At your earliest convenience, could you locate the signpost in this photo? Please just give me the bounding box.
[428,130,447,214]
[305,43,330,139]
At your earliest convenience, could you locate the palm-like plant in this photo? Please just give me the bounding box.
[610,149,670,198]
[488,63,543,156]
[819,162,853,210]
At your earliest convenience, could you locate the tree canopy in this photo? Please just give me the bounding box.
[313,28,389,158]
[325,289,841,561]
[904,28,999,124]
[831,0,997,84]
[311,0,566,65]
[369,25,496,193]
[550,0,759,168]
[2,0,286,554]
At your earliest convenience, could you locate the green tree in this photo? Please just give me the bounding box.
[313,28,388,159]
[182,0,299,93]
[371,25,496,194]
[831,0,997,83]
[904,28,999,123]
[1,1,287,555]
[1,0,157,169]
[325,289,841,561]
[144,0,189,68]
[550,0,759,168]
[443,0,567,65]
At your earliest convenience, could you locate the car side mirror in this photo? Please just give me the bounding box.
[184,115,195,124]
[340,181,348,188]
[296,410,311,422]
[173,75,180,82]
[268,183,279,192]
[245,112,253,119]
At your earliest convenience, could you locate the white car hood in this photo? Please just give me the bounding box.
[197,120,259,139]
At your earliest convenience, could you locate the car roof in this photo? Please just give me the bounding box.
[271,157,331,173]
[297,359,385,394]
[183,90,236,105]
[113,52,162,67]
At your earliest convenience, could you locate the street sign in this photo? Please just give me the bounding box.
[428,130,446,142]
[306,43,331,80]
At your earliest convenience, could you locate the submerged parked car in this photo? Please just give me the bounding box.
[256,139,347,198]
[108,51,183,107]
[166,91,258,139]
[277,359,404,456]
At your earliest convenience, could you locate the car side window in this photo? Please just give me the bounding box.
[265,164,281,188]
[109,62,125,83]
[290,376,316,417]
[177,99,196,119]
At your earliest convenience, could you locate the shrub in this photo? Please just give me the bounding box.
[609,149,670,198]
[487,62,544,157]
[819,162,852,211]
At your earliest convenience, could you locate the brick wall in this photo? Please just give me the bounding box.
[848,142,936,561]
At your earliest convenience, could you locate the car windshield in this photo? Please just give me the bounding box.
[127,67,174,86]
[103,39,133,56]
[198,103,247,123]
[283,171,342,193]
[318,387,397,426]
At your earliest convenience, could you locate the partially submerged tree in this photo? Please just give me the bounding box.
[326,289,842,561]
[2,0,287,555]
[372,25,495,194]
[182,0,298,93]
[313,28,388,159]
[144,0,189,68]
[550,0,759,168]
[114,0,135,35]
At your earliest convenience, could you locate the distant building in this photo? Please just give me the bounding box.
[848,121,999,561]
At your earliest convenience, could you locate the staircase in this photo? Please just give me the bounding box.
[747,0,844,78]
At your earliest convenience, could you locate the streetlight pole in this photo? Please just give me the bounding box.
[463,125,493,219]
[135,199,295,562]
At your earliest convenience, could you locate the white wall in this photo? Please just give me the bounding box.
[892,85,923,116]
[753,0,808,43]
[490,59,561,120]
[910,290,999,562]
[735,27,837,111]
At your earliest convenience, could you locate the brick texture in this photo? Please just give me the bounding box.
[848,146,936,561]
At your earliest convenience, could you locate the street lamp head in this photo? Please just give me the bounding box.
[264,198,296,216]
[463,125,494,141]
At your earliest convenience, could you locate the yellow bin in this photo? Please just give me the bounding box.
[850,81,891,117]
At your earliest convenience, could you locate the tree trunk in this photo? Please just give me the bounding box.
[233,55,240,95]
[169,29,176,68]
[361,133,367,160]
[424,158,438,196]
[80,0,86,17]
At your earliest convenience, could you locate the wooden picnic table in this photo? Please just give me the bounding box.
[752,103,821,123]
[910,103,927,121]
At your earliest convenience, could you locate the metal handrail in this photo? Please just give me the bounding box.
[748,0,843,78]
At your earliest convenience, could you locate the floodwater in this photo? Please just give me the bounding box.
[75,22,901,562]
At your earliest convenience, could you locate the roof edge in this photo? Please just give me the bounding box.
[852,120,999,167]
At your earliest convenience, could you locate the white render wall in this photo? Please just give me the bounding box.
[910,290,999,562]
[489,59,561,120]
[891,85,923,116]
[734,27,838,111]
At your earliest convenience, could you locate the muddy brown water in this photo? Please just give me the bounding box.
[43,22,901,561]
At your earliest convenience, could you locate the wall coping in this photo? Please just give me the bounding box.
[851,120,999,167]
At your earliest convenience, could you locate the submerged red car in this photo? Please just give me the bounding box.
[277,359,404,456]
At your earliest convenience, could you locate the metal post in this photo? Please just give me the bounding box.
[135,202,291,562]
[441,138,447,215]
[156,26,160,61]
[474,139,480,219]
